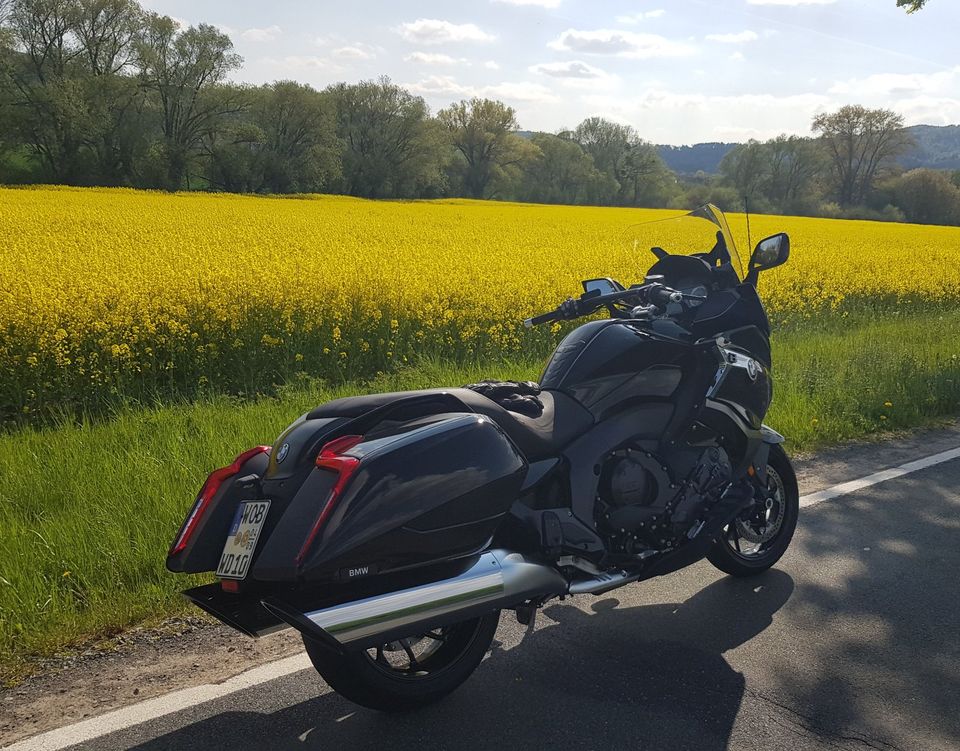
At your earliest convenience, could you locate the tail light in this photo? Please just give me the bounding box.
[168,445,271,556]
[296,434,365,566]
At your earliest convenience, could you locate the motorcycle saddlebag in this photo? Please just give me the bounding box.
[252,413,527,582]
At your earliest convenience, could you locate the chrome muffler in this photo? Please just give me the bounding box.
[262,550,567,651]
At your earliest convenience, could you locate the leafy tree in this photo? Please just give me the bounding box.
[897,0,927,11]
[765,135,825,206]
[327,76,445,198]
[518,132,612,205]
[812,105,912,206]
[719,140,769,202]
[619,140,675,206]
[437,97,528,199]
[886,168,960,225]
[136,15,241,189]
[572,116,634,180]
[203,81,341,194]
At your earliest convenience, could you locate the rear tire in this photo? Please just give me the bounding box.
[707,444,798,577]
[304,610,500,712]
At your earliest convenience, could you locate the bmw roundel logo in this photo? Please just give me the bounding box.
[276,442,290,463]
[746,359,760,381]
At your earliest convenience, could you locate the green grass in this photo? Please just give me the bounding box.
[3,309,960,680]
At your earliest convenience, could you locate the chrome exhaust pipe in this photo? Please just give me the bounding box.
[262,550,567,650]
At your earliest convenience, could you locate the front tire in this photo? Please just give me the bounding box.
[707,444,798,577]
[304,610,500,712]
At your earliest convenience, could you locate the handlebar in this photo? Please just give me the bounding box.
[523,282,701,328]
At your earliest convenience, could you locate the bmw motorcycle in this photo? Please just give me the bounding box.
[167,204,798,712]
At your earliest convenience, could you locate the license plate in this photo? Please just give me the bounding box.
[216,500,270,580]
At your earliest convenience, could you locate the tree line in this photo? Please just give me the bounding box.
[1,0,957,225]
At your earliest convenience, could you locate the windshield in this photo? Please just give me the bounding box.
[624,204,743,280]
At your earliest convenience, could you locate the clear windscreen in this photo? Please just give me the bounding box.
[624,204,743,280]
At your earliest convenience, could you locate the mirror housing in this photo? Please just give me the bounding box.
[581,277,623,297]
[745,233,789,286]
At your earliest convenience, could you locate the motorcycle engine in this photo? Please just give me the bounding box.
[596,445,732,554]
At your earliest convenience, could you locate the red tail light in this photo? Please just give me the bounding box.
[168,445,271,556]
[296,435,365,566]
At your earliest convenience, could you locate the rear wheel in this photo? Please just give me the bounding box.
[707,444,798,577]
[304,610,500,712]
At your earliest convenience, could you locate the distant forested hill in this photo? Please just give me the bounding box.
[654,124,960,175]
[657,143,737,175]
[899,125,960,170]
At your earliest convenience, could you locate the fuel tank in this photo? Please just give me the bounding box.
[540,320,700,420]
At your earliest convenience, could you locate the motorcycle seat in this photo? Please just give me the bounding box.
[306,387,594,462]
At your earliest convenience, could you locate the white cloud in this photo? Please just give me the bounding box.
[486,81,559,102]
[267,56,331,71]
[332,45,376,61]
[730,51,746,62]
[484,60,501,70]
[240,25,281,43]
[529,60,608,79]
[492,0,561,6]
[397,18,495,45]
[405,52,468,65]
[582,89,832,143]
[829,67,960,96]
[405,75,558,103]
[548,28,694,58]
[706,30,759,44]
[616,10,666,24]
[747,0,836,4]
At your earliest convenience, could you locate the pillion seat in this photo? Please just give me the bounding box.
[307,387,594,462]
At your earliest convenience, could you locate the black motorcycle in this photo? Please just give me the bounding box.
[167,204,798,711]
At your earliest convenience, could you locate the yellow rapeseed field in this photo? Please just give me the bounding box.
[3,185,960,423]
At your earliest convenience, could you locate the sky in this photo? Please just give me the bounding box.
[138,0,960,146]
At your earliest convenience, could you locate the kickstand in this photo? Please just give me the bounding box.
[515,602,538,636]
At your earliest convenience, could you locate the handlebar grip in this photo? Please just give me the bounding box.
[523,311,559,328]
[646,285,683,307]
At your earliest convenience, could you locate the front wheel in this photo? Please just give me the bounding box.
[304,610,500,712]
[707,444,799,577]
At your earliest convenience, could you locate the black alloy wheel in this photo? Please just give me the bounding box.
[304,610,500,712]
[707,443,799,577]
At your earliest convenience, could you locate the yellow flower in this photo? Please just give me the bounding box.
[883,401,893,408]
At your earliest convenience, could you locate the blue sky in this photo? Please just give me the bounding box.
[139,0,960,145]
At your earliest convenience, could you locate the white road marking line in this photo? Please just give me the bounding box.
[8,444,960,750]
[799,445,960,508]
[4,653,312,751]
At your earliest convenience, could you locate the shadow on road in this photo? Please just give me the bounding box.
[127,570,793,751]
[774,469,960,748]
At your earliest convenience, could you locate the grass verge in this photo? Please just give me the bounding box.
[2,309,960,681]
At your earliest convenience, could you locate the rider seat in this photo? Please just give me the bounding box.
[307,387,594,462]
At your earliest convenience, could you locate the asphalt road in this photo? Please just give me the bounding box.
[12,438,960,750]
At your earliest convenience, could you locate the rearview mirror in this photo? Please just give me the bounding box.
[581,278,623,296]
[746,233,789,285]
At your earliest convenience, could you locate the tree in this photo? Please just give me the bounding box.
[812,105,912,206]
[203,81,341,194]
[572,116,634,179]
[618,140,674,206]
[136,15,241,189]
[765,134,824,206]
[437,97,527,199]
[887,168,960,225]
[327,76,445,198]
[719,140,769,202]
[518,132,612,205]
[897,0,927,11]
